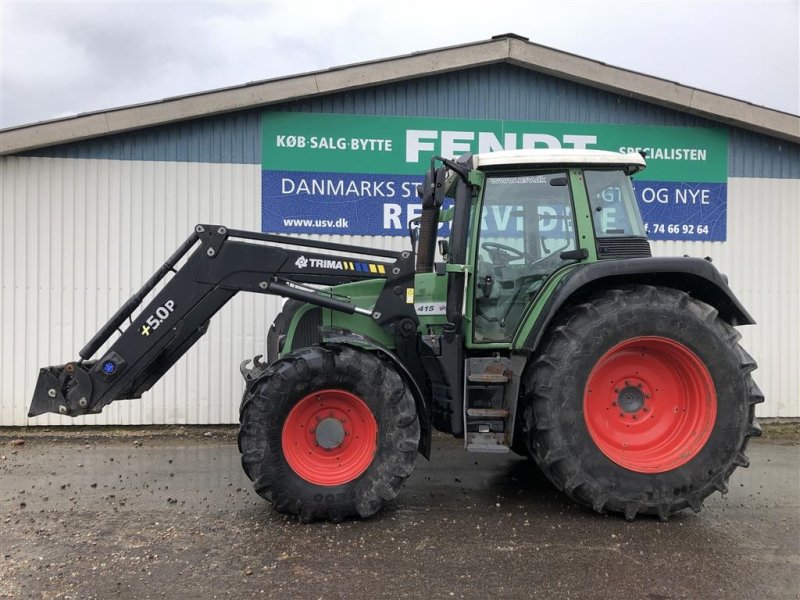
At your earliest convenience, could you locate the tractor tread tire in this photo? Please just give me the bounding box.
[519,285,761,521]
[237,344,419,522]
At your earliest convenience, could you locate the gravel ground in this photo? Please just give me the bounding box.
[0,426,798,600]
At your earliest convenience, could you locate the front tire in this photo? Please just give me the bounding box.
[238,345,419,522]
[519,285,763,520]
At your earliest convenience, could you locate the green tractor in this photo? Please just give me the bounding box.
[30,149,762,522]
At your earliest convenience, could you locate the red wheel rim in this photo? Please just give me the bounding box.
[584,336,717,473]
[282,389,378,486]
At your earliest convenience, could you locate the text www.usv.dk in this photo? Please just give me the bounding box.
[282,217,350,228]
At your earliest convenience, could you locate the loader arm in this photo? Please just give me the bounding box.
[29,224,415,418]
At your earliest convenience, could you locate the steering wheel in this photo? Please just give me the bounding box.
[481,242,525,265]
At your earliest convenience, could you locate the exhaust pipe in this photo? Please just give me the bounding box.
[416,164,446,273]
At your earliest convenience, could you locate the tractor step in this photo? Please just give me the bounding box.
[467,373,509,383]
[466,408,510,418]
[463,356,525,453]
[465,432,509,453]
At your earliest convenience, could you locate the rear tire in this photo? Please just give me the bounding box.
[238,344,419,522]
[519,285,763,520]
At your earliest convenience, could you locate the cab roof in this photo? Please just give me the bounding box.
[472,149,647,173]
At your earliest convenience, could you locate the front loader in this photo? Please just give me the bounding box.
[30,149,762,522]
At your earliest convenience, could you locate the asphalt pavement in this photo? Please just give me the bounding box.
[1,427,798,600]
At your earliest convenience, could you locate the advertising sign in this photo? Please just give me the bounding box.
[262,113,728,241]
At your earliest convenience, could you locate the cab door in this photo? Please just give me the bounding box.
[470,171,580,344]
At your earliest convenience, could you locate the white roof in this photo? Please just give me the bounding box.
[472,149,647,172]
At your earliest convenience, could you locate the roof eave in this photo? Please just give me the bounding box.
[0,39,512,155]
[506,40,799,144]
[1,36,798,156]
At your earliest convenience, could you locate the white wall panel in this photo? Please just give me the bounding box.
[650,177,799,418]
[0,157,409,426]
[1,159,797,425]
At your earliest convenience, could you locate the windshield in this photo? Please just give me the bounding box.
[584,170,646,237]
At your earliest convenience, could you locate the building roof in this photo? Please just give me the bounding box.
[2,33,798,155]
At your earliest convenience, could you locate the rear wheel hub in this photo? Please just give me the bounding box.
[584,336,717,474]
[617,385,645,413]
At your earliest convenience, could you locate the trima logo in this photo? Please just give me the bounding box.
[293,254,387,274]
[310,258,344,269]
[295,255,346,270]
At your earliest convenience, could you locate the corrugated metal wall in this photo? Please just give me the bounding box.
[0,156,410,426]
[651,178,800,417]
[1,156,797,425]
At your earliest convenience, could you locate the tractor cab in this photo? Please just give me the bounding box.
[418,150,649,338]
[409,149,653,450]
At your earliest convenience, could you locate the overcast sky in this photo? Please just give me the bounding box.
[1,0,798,129]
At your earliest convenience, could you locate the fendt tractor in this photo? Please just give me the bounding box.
[30,149,762,522]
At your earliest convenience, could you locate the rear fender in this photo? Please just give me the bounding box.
[519,257,755,353]
[321,328,432,459]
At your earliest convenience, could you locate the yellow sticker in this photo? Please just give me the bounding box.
[405,288,414,304]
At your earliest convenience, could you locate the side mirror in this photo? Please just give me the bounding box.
[438,239,450,258]
[417,167,437,207]
[417,166,447,209]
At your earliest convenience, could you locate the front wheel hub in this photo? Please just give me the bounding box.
[584,336,717,473]
[282,389,378,486]
[315,417,346,449]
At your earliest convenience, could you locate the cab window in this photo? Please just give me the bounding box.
[473,172,578,343]
[584,170,646,237]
